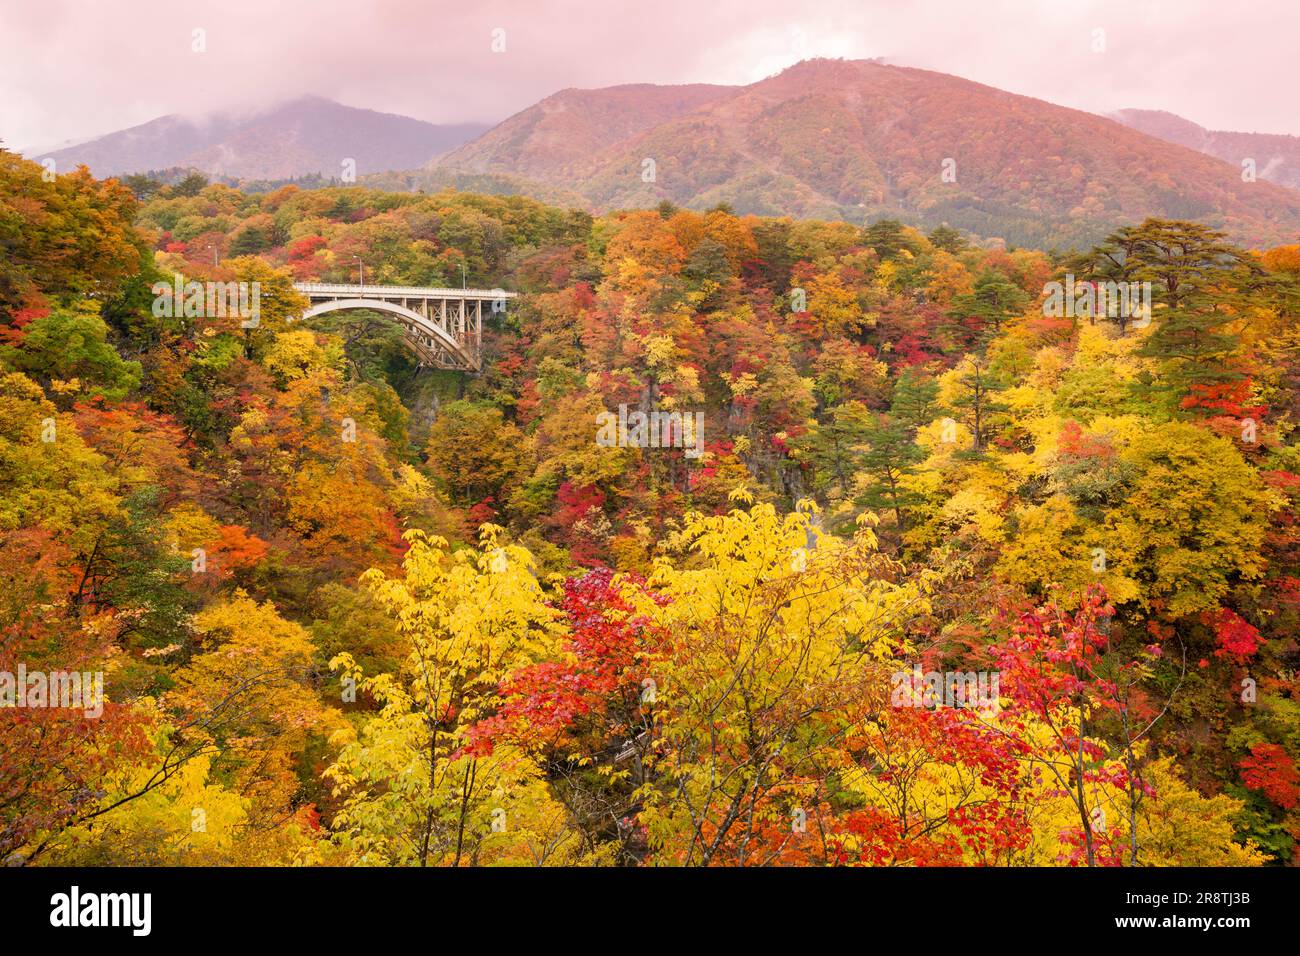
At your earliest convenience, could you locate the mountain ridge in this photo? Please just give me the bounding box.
[28,96,490,182]
[433,59,1300,247]
[25,63,1300,249]
[1110,107,1300,191]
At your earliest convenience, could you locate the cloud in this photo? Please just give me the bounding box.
[2,0,1295,153]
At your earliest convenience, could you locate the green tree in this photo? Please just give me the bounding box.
[798,401,872,498]
[949,269,1029,338]
[889,368,939,428]
[1,306,142,402]
[171,172,210,197]
[927,224,968,254]
[863,218,917,261]
[856,414,926,535]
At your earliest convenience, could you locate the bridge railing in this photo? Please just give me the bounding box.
[293,282,517,299]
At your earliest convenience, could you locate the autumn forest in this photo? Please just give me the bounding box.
[2,135,1299,874]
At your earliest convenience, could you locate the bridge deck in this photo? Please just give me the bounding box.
[294,282,517,299]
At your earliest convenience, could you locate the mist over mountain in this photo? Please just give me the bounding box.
[28,96,489,182]
[1110,108,1300,192]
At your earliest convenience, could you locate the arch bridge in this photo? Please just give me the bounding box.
[293,283,517,371]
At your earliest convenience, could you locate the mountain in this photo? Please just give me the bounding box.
[28,97,489,181]
[436,82,733,182]
[434,59,1300,248]
[1110,108,1300,192]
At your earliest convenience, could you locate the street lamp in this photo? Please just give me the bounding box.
[353,256,364,290]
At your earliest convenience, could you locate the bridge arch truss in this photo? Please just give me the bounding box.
[293,283,516,372]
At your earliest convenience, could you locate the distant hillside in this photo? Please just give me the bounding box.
[437,82,734,182]
[33,68,1300,249]
[29,97,489,181]
[435,59,1300,248]
[360,167,589,210]
[1110,108,1300,191]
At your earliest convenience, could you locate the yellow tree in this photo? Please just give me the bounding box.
[324,526,594,865]
[629,493,937,865]
[167,593,343,835]
[1103,422,1272,617]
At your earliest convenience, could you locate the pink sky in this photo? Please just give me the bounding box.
[3,0,1296,152]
